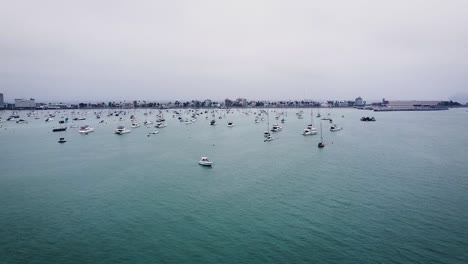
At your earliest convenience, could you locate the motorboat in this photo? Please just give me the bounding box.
[16,119,27,124]
[144,121,153,125]
[227,122,234,127]
[302,128,317,136]
[210,120,217,125]
[53,127,67,132]
[330,124,343,132]
[155,122,167,128]
[360,117,376,121]
[79,125,95,134]
[270,124,282,132]
[45,117,53,122]
[264,135,274,142]
[131,122,141,128]
[114,126,131,135]
[198,157,213,166]
[185,119,192,124]
[58,137,67,143]
[151,130,159,134]
[264,131,271,137]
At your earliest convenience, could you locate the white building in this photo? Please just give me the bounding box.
[15,98,36,109]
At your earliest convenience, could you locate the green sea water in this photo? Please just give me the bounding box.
[0,108,467,264]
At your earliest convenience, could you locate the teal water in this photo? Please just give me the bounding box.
[1,108,467,263]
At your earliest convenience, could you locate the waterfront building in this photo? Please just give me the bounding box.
[14,98,36,109]
[355,96,365,106]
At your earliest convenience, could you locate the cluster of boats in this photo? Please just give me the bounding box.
[2,108,351,150]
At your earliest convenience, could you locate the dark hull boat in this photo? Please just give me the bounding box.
[53,127,67,132]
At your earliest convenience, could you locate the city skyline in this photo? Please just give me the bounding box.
[1,1,468,102]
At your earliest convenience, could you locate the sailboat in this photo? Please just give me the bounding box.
[303,108,317,135]
[264,110,273,140]
[317,107,321,118]
[210,110,216,125]
[318,121,325,148]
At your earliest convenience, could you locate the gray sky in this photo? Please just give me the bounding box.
[1,0,468,102]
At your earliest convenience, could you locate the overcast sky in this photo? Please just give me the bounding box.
[1,0,468,102]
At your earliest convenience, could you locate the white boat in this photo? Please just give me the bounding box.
[79,125,94,134]
[155,122,167,128]
[114,126,131,135]
[151,130,159,134]
[270,124,282,132]
[264,135,274,142]
[302,128,317,136]
[227,122,234,127]
[131,122,141,128]
[303,108,317,135]
[198,157,213,166]
[330,124,343,132]
[185,119,192,124]
[144,120,153,125]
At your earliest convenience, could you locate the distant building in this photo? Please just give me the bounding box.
[355,96,365,106]
[15,98,36,109]
[387,100,441,107]
[204,99,212,108]
[0,93,3,108]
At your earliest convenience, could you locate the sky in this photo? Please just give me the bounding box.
[1,0,468,103]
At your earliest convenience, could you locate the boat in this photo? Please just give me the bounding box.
[52,127,67,132]
[264,110,271,138]
[198,157,213,166]
[270,124,282,132]
[303,108,317,136]
[302,128,317,136]
[227,122,234,127]
[360,117,376,121]
[79,125,95,134]
[58,137,67,143]
[131,122,141,128]
[264,135,274,142]
[210,111,217,125]
[318,121,325,148]
[144,120,153,125]
[155,122,167,128]
[185,119,192,124]
[16,119,27,124]
[330,124,343,132]
[151,130,159,134]
[114,126,131,135]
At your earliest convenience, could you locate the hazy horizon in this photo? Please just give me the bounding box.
[1,0,468,102]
